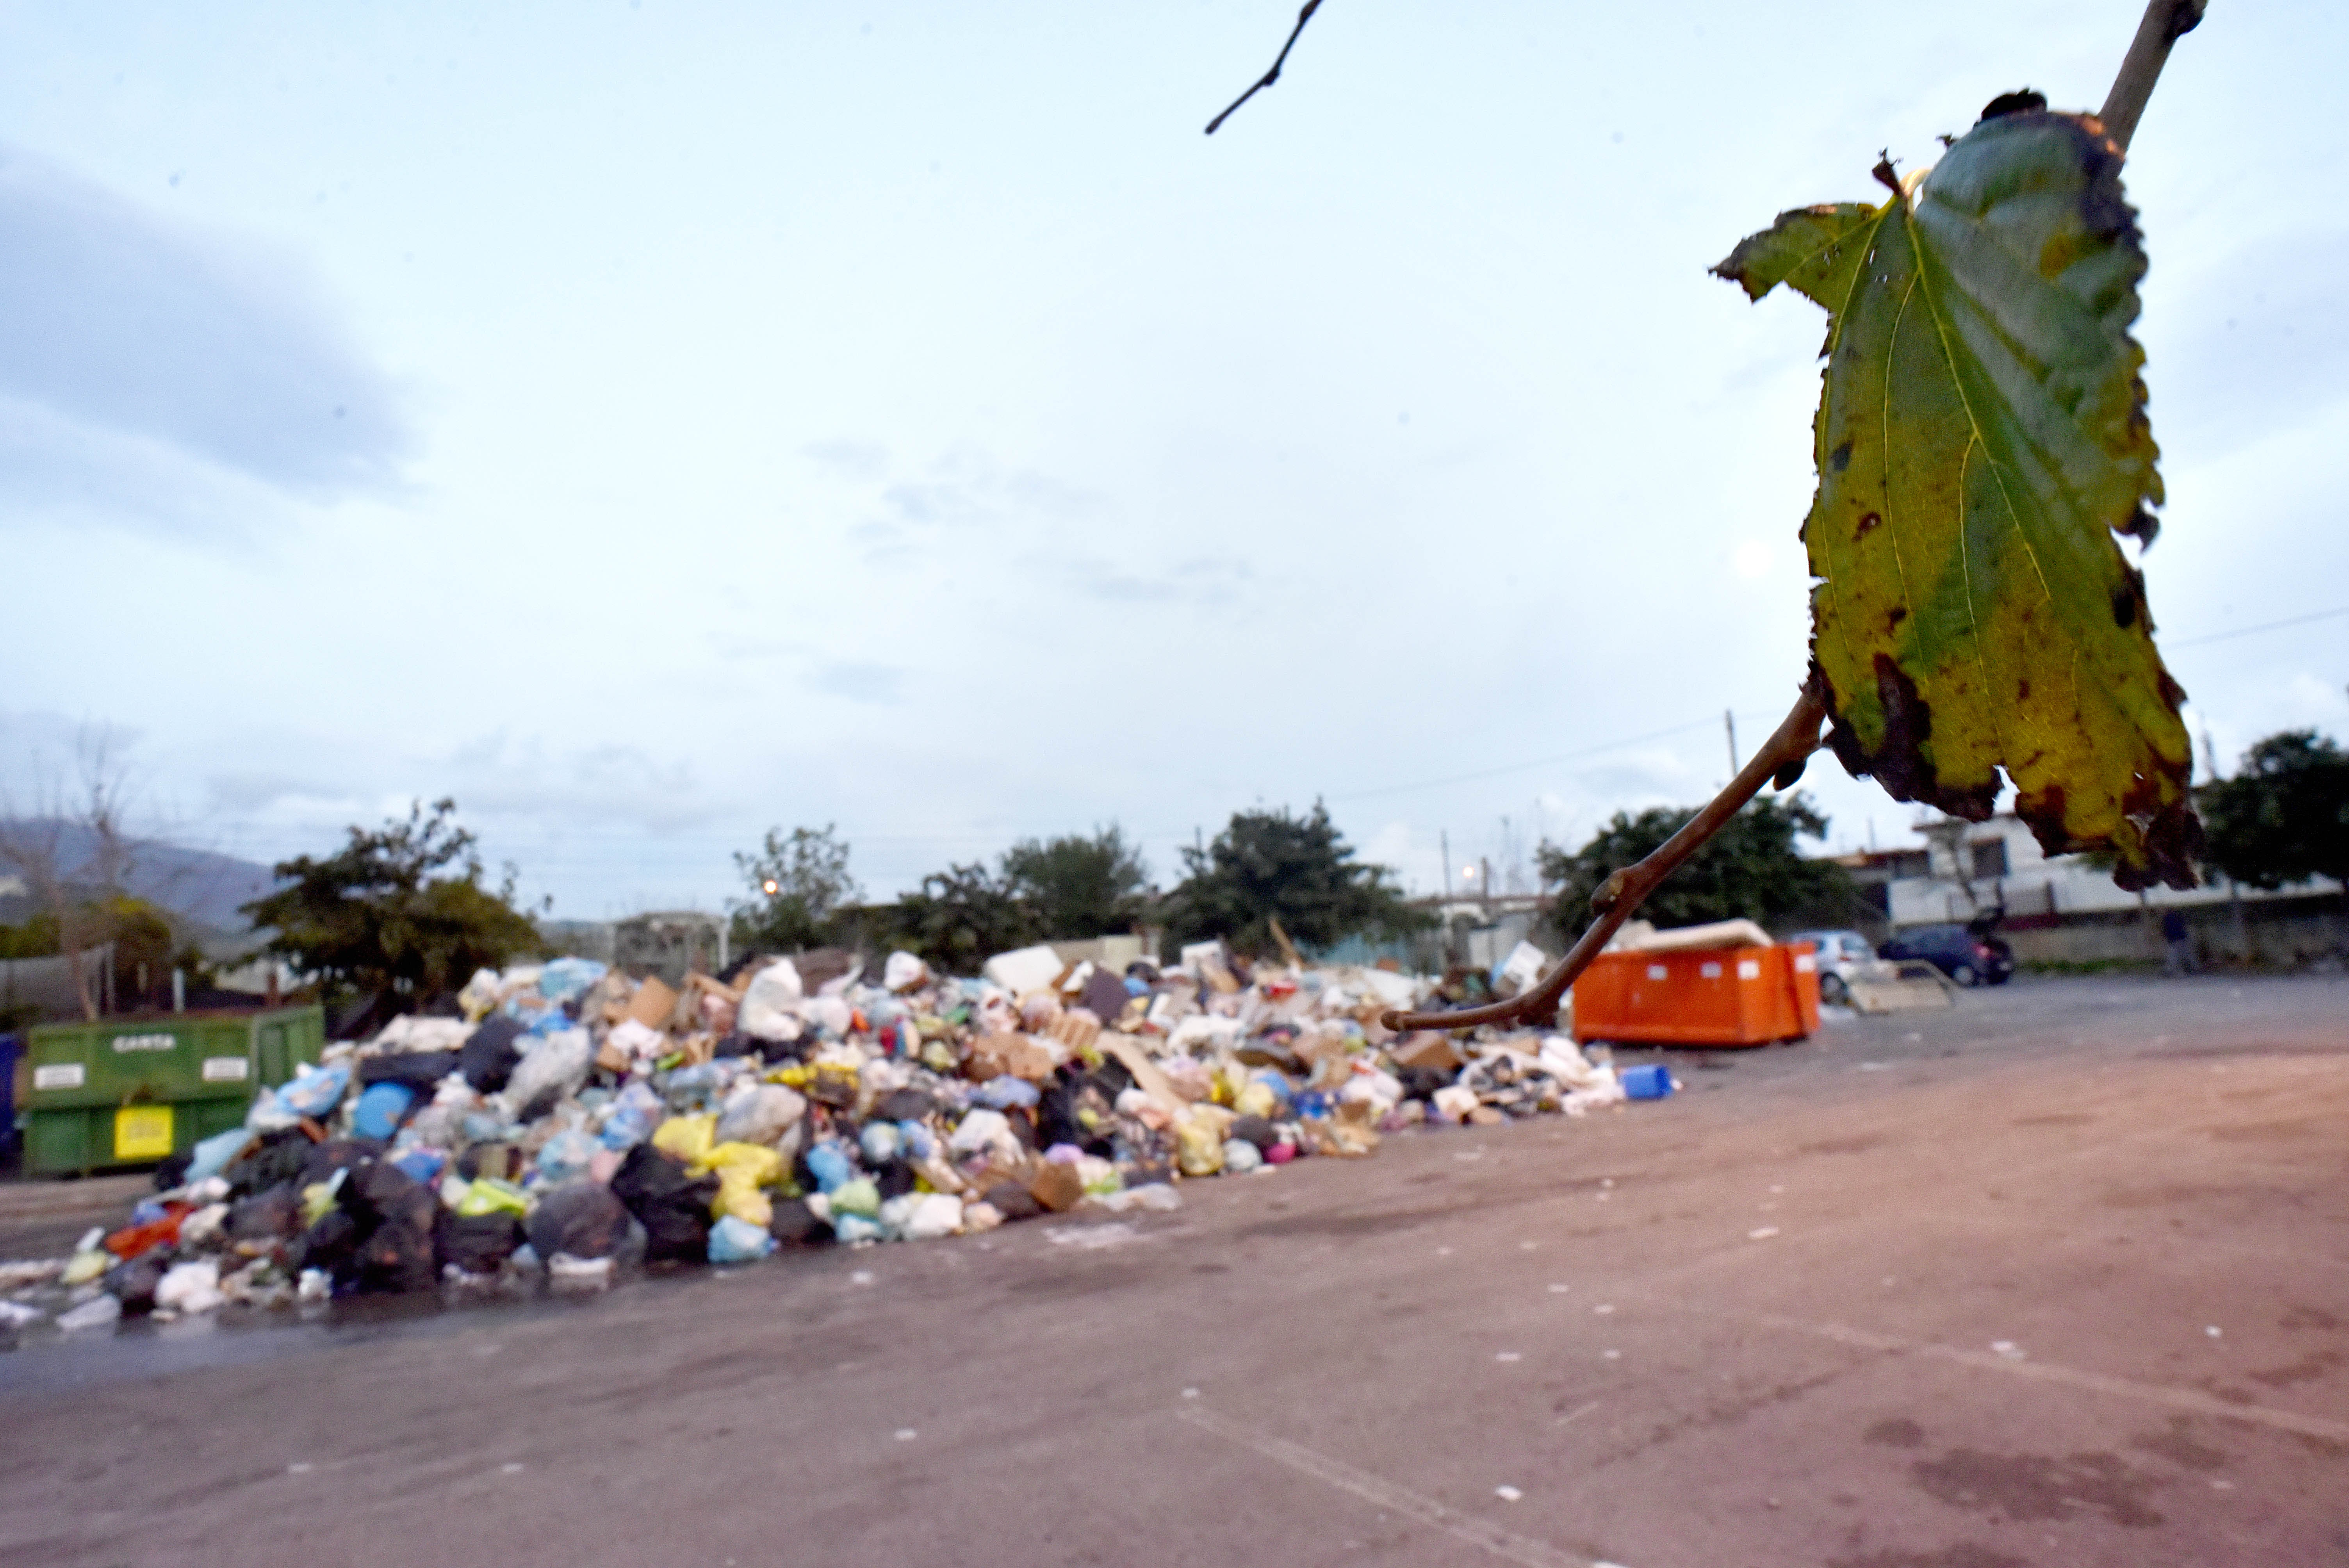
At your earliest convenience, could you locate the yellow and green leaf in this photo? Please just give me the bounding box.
[1715,108,2199,890]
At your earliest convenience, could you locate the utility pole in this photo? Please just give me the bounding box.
[1725,709,1740,776]
[1440,830,1453,902]
[1481,856,1494,918]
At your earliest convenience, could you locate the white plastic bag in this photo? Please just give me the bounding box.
[738,960,805,1041]
[506,1028,591,1110]
[883,951,930,992]
[715,1084,808,1148]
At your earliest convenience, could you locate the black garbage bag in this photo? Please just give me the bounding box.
[460,1015,526,1093]
[525,1181,631,1261]
[873,1157,917,1201]
[294,1207,362,1278]
[711,1031,761,1060]
[295,1159,437,1294]
[150,1151,196,1193]
[103,1253,169,1313]
[358,1050,462,1095]
[608,1143,717,1265]
[1227,1114,1276,1152]
[982,1181,1042,1222]
[1038,1071,1116,1158]
[299,1138,387,1188]
[767,1198,833,1248]
[343,1160,440,1294]
[229,1183,306,1242]
[225,1128,313,1198]
[434,1210,525,1275]
[1397,1065,1456,1103]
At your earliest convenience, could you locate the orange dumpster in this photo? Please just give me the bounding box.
[1570,942,1820,1047]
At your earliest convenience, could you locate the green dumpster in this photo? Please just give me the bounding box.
[22,1005,325,1176]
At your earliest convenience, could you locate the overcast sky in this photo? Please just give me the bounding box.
[2,2,2343,921]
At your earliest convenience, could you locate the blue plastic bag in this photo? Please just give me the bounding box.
[273,1060,352,1121]
[537,957,608,1004]
[708,1214,775,1263]
[975,1077,1041,1110]
[805,1142,855,1194]
[184,1125,253,1186]
[390,1146,447,1185]
[895,1120,935,1161]
[598,1082,663,1151]
[534,1127,597,1186]
[352,1082,416,1140]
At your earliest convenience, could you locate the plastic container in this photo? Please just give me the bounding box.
[21,1005,325,1175]
[1619,1064,1675,1100]
[1571,944,1820,1048]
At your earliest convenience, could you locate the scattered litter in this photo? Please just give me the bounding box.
[57,1294,121,1331]
[2205,1326,2222,1339]
[1991,1340,2027,1361]
[500,1463,525,1474]
[1494,1485,1524,1502]
[1182,1388,1201,1399]
[1603,1349,1622,1360]
[1748,1227,1780,1241]
[1045,1222,1139,1251]
[894,1429,918,1441]
[1548,1283,1571,1294]
[1495,1351,1522,1363]
[1594,1303,1615,1315]
[287,1463,314,1475]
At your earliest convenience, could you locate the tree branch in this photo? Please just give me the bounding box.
[1205,0,1324,135]
[1380,682,1831,1033]
[2099,0,2207,153]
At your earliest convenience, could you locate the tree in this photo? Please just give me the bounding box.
[1538,793,1853,937]
[0,731,145,1019]
[1000,825,1148,938]
[1162,803,1426,956]
[2197,731,2349,891]
[730,825,859,953]
[884,861,1044,976]
[241,798,540,1010]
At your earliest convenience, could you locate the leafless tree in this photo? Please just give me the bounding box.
[0,729,144,1020]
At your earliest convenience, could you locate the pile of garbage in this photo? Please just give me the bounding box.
[2,940,1636,1333]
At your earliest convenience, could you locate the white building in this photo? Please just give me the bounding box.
[1852,813,2344,966]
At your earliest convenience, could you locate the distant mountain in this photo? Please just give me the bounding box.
[0,820,280,933]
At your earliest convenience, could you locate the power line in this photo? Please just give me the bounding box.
[2167,603,2349,650]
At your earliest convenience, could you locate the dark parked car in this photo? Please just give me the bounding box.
[1877,924,2014,987]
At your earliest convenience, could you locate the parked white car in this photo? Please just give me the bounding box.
[1783,928,1877,1005]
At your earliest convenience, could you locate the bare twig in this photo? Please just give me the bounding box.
[1380,683,1831,1033]
[2099,0,2207,153]
[1205,0,1324,135]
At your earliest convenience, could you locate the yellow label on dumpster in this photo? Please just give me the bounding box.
[114,1105,175,1161]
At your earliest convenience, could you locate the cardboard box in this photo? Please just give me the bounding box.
[627,976,680,1029]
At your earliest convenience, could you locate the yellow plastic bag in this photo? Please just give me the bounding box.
[1175,1114,1225,1178]
[698,1140,784,1226]
[651,1114,716,1166]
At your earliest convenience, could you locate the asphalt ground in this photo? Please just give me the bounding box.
[1,974,2343,1567]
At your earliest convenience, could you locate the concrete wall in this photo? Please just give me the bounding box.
[2001,893,2347,967]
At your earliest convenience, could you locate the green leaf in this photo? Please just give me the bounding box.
[1716,109,2199,891]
